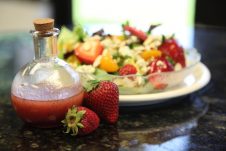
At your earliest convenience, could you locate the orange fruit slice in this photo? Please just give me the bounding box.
[140,50,162,61]
[99,52,119,72]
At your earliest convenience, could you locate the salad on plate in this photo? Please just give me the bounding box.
[57,22,200,94]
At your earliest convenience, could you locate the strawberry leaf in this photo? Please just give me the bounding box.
[83,80,100,92]
[122,20,130,28]
[95,69,113,81]
[76,110,86,123]
[122,20,130,37]
[82,69,113,91]
[77,123,84,128]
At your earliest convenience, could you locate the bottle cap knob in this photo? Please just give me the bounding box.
[33,18,54,31]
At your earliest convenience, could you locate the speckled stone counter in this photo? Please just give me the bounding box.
[0,26,226,151]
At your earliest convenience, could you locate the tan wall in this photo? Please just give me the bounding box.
[0,0,53,32]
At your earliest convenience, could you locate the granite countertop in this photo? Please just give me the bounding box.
[0,26,226,151]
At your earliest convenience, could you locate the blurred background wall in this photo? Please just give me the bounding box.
[0,0,225,91]
[0,0,53,33]
[0,0,226,33]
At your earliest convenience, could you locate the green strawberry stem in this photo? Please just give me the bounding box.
[161,35,166,43]
[162,34,175,43]
[169,33,175,39]
[61,106,85,136]
[147,24,161,35]
[122,20,130,37]
[166,56,176,66]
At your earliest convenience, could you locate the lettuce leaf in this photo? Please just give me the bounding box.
[57,25,87,59]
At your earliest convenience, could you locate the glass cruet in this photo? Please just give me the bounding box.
[11,18,84,128]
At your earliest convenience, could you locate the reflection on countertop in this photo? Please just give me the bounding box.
[0,96,207,151]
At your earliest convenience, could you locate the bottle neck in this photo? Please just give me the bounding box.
[32,28,59,59]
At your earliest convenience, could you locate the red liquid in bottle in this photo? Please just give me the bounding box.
[11,91,84,128]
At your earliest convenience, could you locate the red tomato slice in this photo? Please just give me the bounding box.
[74,40,103,64]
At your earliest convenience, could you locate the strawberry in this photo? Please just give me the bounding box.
[149,57,174,74]
[62,106,99,136]
[148,74,168,90]
[119,64,137,76]
[148,57,174,90]
[158,38,186,67]
[74,39,103,64]
[83,81,119,124]
[123,25,147,41]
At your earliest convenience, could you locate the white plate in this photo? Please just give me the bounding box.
[119,63,211,106]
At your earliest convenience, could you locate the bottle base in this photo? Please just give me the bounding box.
[11,91,84,128]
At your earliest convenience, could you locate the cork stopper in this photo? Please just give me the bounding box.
[33,18,54,31]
